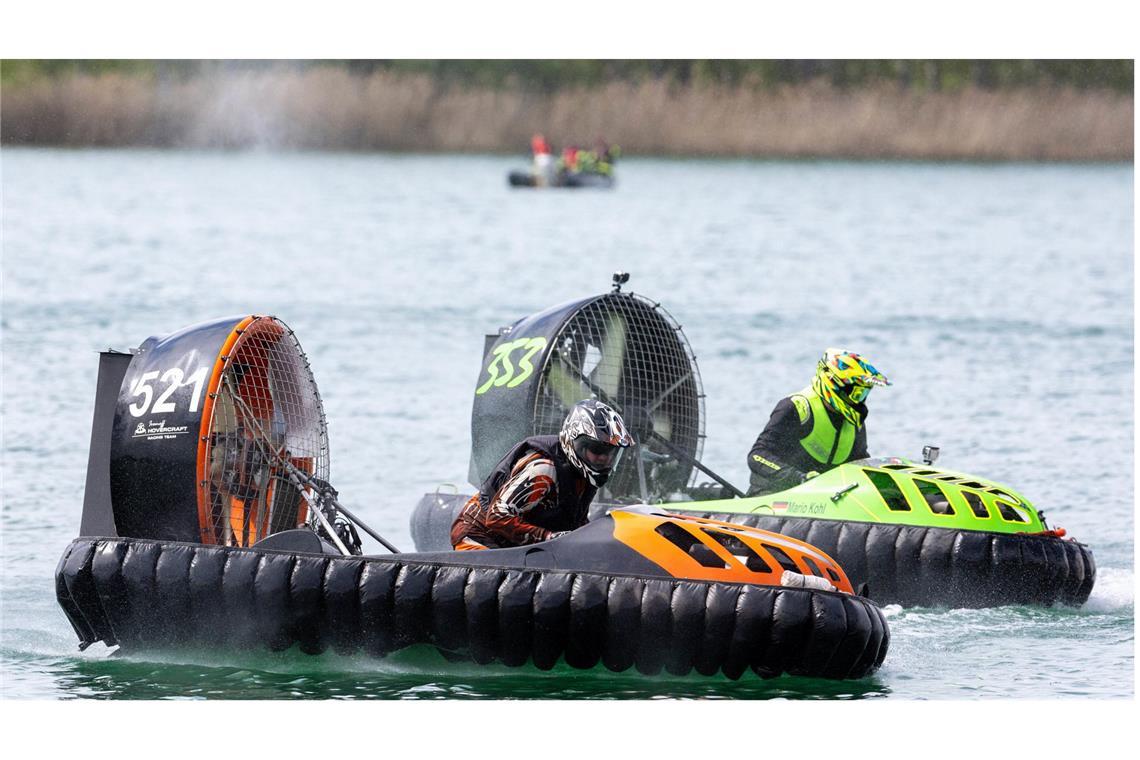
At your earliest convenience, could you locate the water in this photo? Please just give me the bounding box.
[1,148,1133,699]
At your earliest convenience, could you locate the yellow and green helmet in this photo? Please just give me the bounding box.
[811,348,890,426]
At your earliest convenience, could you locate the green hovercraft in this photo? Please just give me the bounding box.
[659,449,1095,608]
[413,449,1096,609]
[409,274,1096,609]
[713,453,1044,534]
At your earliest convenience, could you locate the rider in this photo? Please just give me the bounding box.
[746,348,890,496]
[559,145,581,174]
[593,137,617,175]
[531,133,556,185]
[451,399,633,550]
[576,149,599,174]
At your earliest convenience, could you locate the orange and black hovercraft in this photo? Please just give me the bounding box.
[55,314,888,680]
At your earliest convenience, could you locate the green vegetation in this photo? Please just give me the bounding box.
[2,59,1133,93]
[1,60,1130,159]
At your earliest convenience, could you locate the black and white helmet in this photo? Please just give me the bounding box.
[559,399,633,487]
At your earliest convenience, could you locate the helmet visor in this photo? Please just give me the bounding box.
[575,438,624,472]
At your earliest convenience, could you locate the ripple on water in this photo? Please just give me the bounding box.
[3,152,1132,699]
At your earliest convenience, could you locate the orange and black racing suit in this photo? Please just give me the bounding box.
[450,435,597,550]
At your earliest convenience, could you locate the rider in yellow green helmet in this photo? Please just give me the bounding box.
[746,348,890,496]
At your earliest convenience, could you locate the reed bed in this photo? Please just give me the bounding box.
[2,67,1132,160]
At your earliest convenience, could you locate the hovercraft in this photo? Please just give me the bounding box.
[410,273,1096,608]
[656,453,1095,608]
[413,454,1096,609]
[56,314,888,680]
[508,169,615,189]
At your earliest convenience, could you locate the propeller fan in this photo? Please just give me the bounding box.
[197,317,331,547]
[105,314,399,553]
[108,315,332,546]
[469,273,711,502]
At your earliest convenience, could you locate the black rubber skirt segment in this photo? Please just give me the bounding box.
[692,512,1096,608]
[55,537,889,681]
[409,492,1096,609]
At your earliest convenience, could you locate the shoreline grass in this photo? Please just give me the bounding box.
[1,68,1132,161]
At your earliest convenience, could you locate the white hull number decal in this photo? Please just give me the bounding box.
[128,366,209,417]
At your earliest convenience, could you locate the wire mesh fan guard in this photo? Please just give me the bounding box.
[200,317,330,546]
[532,292,705,499]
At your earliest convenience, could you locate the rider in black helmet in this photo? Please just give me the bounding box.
[451,399,633,550]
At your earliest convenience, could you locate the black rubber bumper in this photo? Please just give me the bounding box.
[409,492,1096,608]
[692,512,1096,608]
[55,536,889,681]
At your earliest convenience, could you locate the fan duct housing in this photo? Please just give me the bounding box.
[107,315,329,546]
[469,290,704,502]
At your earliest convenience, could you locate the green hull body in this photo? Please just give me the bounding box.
[673,457,1046,534]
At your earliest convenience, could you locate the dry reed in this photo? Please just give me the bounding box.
[1,67,1132,160]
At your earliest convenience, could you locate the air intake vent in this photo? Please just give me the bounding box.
[654,522,727,568]
[995,501,1028,523]
[865,470,911,511]
[763,543,801,574]
[706,530,773,573]
[962,491,990,519]
[915,479,955,515]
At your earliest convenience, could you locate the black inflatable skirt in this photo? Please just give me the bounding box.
[56,536,889,680]
[410,492,1096,608]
